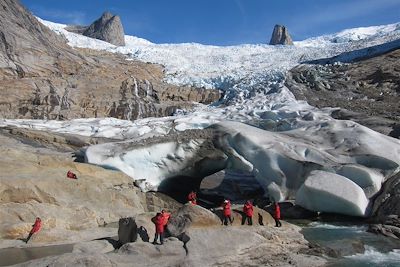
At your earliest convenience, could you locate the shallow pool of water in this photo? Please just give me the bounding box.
[0,244,73,266]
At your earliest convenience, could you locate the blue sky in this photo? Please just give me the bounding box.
[21,0,400,45]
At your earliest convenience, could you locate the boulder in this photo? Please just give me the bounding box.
[368,224,400,239]
[117,217,138,246]
[371,172,400,220]
[166,204,220,236]
[368,214,400,239]
[269,24,294,45]
[83,12,125,46]
[302,240,365,258]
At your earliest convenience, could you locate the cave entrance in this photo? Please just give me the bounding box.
[158,169,265,208]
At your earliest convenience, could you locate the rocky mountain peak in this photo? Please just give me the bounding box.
[83,11,125,46]
[269,24,294,45]
[101,11,114,21]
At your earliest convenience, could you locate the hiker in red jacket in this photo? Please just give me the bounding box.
[222,199,233,225]
[151,212,165,245]
[274,202,282,227]
[242,200,254,225]
[161,210,171,226]
[25,217,42,243]
[188,191,197,205]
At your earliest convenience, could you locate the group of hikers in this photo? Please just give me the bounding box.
[221,198,281,227]
[24,186,281,244]
[149,190,282,245]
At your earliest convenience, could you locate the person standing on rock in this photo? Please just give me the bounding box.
[161,209,171,226]
[188,190,197,205]
[25,217,42,243]
[151,212,165,245]
[242,200,254,225]
[222,199,233,225]
[273,202,282,227]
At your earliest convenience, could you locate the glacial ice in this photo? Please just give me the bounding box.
[1,18,400,217]
[295,170,369,217]
[80,119,400,216]
[38,18,400,104]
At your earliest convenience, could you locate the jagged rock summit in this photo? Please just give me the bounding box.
[269,24,294,45]
[83,11,125,46]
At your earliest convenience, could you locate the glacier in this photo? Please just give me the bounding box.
[2,18,400,217]
[81,119,400,217]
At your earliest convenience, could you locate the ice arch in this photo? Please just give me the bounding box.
[85,120,400,217]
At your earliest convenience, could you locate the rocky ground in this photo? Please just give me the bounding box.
[8,206,326,267]
[0,127,327,266]
[286,48,400,138]
[0,127,181,248]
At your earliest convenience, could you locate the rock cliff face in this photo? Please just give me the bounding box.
[0,1,220,120]
[0,0,80,77]
[83,12,125,46]
[269,24,294,45]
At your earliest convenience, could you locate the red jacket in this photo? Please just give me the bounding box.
[222,201,231,217]
[161,212,171,226]
[67,171,77,179]
[274,203,281,220]
[188,192,197,204]
[243,202,254,217]
[152,214,165,234]
[30,218,42,234]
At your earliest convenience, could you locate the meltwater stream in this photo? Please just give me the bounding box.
[301,222,400,267]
